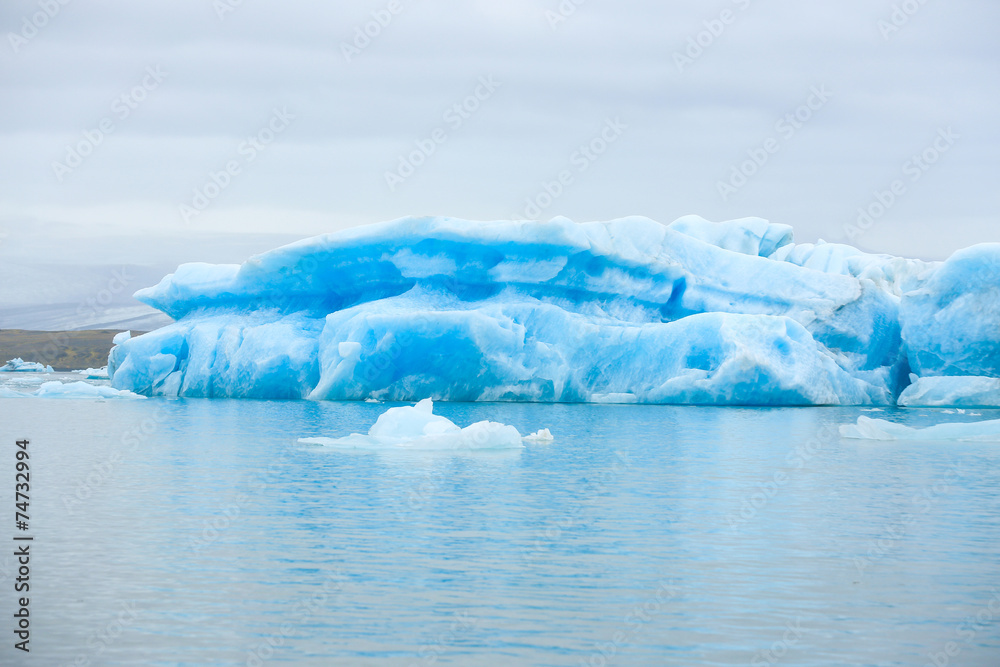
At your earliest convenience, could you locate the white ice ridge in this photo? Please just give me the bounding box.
[73,366,110,380]
[898,376,1000,408]
[840,415,1000,441]
[298,398,523,450]
[106,215,1000,405]
[0,381,145,399]
[2,358,53,373]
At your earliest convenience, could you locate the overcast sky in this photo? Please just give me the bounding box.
[1,0,999,328]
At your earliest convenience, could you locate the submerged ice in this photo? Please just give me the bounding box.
[840,415,1000,442]
[0,380,145,400]
[107,215,1000,406]
[298,398,523,450]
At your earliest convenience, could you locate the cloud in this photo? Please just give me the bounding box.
[0,0,997,265]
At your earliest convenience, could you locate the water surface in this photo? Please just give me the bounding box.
[2,396,999,666]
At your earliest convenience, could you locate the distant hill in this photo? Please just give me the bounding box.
[0,329,147,372]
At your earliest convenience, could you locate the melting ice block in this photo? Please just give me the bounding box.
[73,367,111,380]
[298,399,524,450]
[840,415,1000,441]
[2,358,54,373]
[106,215,1000,405]
[0,381,145,399]
[898,376,1000,408]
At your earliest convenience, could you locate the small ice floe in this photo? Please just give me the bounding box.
[1,358,53,373]
[364,397,380,403]
[860,408,884,412]
[523,428,554,442]
[299,398,523,451]
[0,381,145,400]
[73,366,110,380]
[840,415,1000,442]
[942,409,956,414]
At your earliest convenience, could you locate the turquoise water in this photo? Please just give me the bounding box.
[2,397,1000,666]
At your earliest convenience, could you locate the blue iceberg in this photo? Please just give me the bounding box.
[107,216,1000,406]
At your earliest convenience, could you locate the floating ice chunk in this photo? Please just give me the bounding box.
[897,376,1000,408]
[0,381,145,399]
[73,366,110,380]
[1,358,53,373]
[298,399,523,450]
[368,398,459,437]
[523,428,554,442]
[840,415,1000,441]
[590,393,639,404]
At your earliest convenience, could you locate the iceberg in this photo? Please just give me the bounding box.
[840,415,1000,441]
[106,215,1000,405]
[898,376,1000,408]
[0,380,145,399]
[2,358,54,373]
[298,398,523,450]
[73,367,110,380]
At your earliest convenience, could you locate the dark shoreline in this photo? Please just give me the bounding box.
[0,329,147,372]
